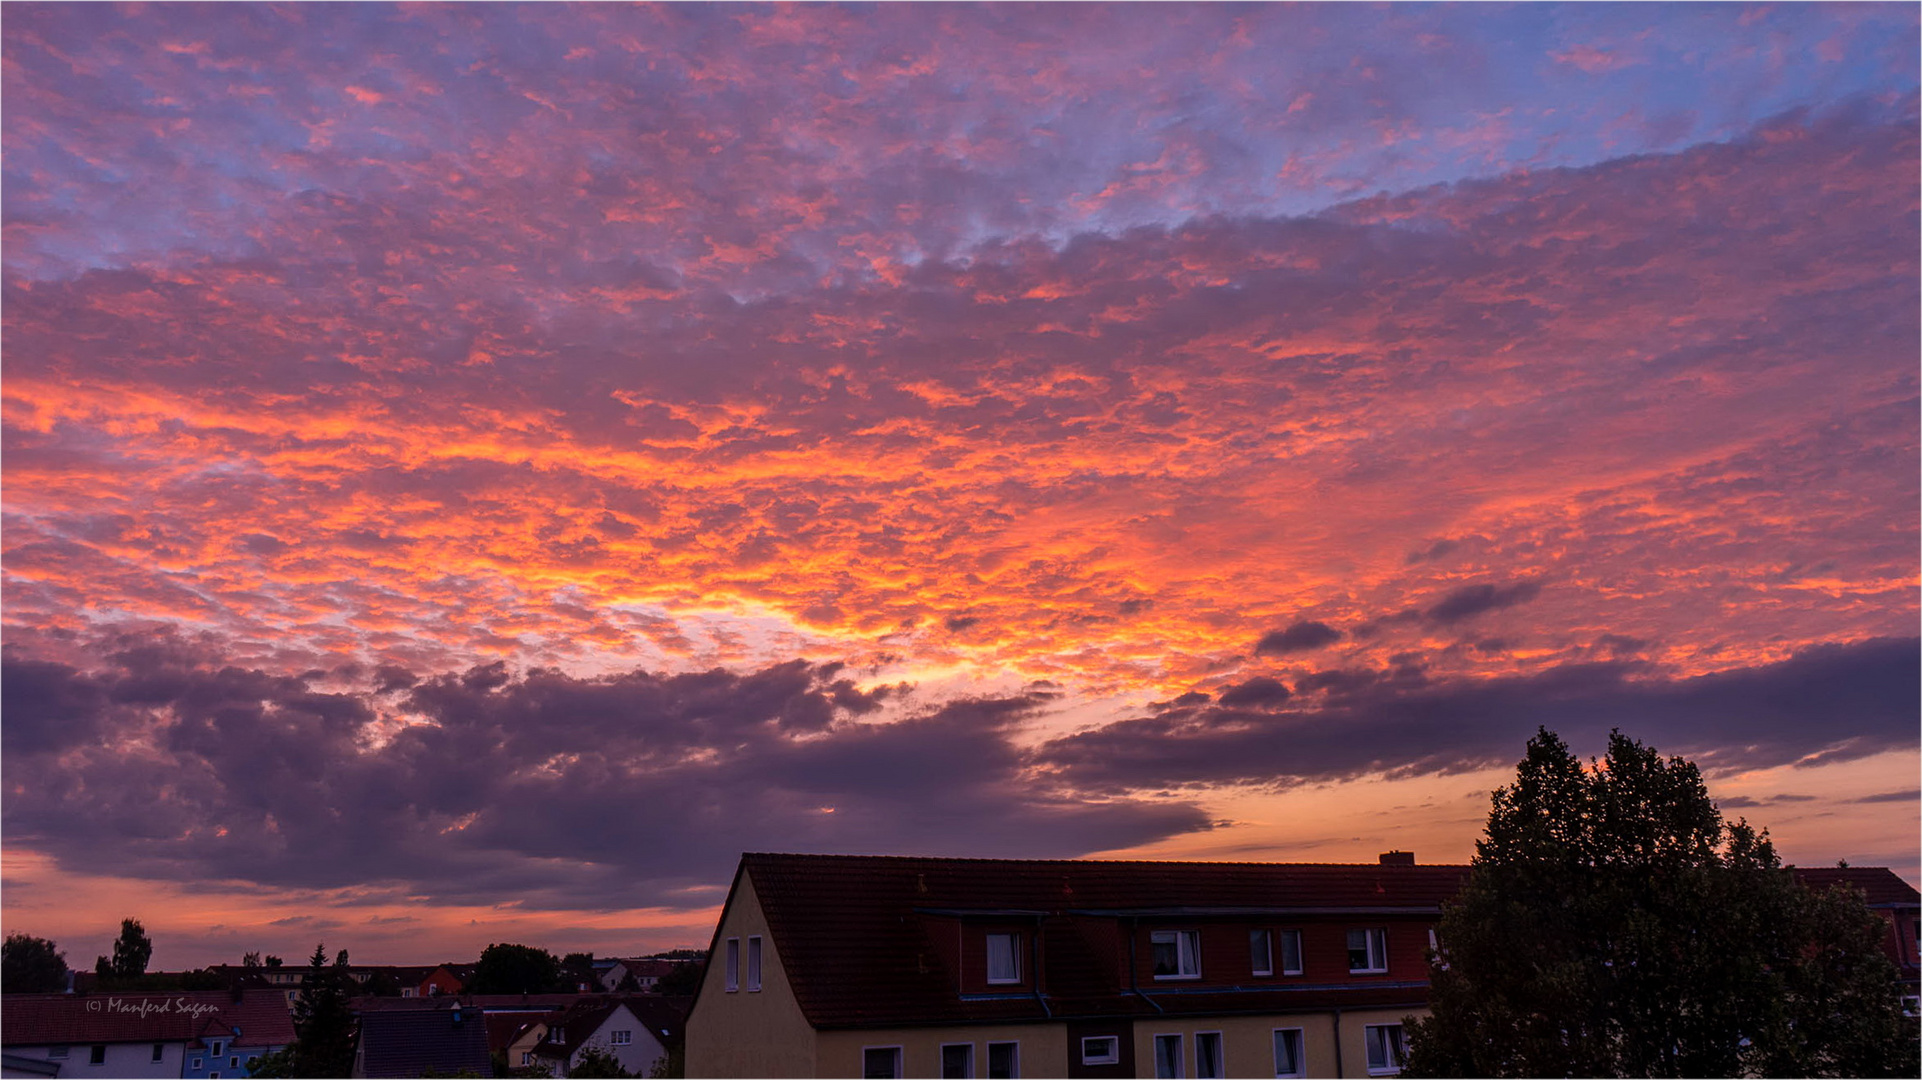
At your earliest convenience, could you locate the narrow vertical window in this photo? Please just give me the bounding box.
[1273,1029,1305,1078]
[986,932,1021,984]
[986,1041,1020,1079]
[152,1044,164,1063]
[747,935,763,991]
[724,937,740,992]
[1153,1034,1184,1079]
[1250,929,1273,976]
[1279,929,1303,975]
[941,1043,975,1079]
[1195,1032,1223,1079]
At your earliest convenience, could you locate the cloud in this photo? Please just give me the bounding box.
[1424,581,1544,625]
[1255,622,1343,656]
[0,645,1210,911]
[1036,638,1920,794]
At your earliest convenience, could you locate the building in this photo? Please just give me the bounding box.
[351,1006,492,1078]
[524,999,677,1078]
[684,852,1922,1079]
[0,990,295,1079]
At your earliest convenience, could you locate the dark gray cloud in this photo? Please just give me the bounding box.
[1037,637,1920,794]
[1,645,1209,911]
[1254,621,1343,656]
[1424,580,1544,624]
[1850,789,1920,804]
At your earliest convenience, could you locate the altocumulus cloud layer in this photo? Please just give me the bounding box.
[3,4,1918,928]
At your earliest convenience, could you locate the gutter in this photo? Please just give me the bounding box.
[1031,914,1051,1019]
[1332,1008,1344,1078]
[1126,916,1163,1014]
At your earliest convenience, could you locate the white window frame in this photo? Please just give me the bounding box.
[986,1040,1020,1079]
[986,932,1022,984]
[611,1030,632,1045]
[1250,928,1273,976]
[1081,1035,1120,1065]
[724,937,740,992]
[1272,1027,1306,1078]
[1153,1033,1185,1079]
[1151,929,1201,979]
[1347,927,1388,974]
[1195,1031,1225,1080]
[1279,929,1303,975]
[939,1042,975,1079]
[862,1044,905,1080]
[1364,1024,1405,1075]
[747,935,763,992]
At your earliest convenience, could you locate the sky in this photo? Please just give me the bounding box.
[3,3,1917,970]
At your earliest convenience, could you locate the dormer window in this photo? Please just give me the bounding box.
[986,932,1021,984]
[1151,929,1200,979]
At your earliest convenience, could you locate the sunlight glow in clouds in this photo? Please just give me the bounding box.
[4,3,1917,965]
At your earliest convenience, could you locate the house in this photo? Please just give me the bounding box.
[524,998,679,1078]
[416,964,472,998]
[0,990,295,1079]
[684,852,1922,1079]
[485,1013,551,1074]
[351,1006,492,1078]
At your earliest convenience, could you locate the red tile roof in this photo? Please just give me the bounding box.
[1792,866,1921,908]
[732,853,1920,1030]
[0,991,295,1048]
[738,853,1468,1029]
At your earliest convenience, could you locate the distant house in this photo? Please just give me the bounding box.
[352,1006,492,1078]
[685,852,1922,1079]
[485,1013,551,1073]
[0,990,295,1079]
[593,957,687,993]
[417,965,472,998]
[524,998,683,1078]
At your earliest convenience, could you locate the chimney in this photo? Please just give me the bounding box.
[1378,851,1415,866]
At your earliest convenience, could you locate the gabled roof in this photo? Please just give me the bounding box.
[1792,866,1921,908]
[356,1007,491,1078]
[483,1012,542,1054]
[0,991,295,1048]
[740,853,1466,1029]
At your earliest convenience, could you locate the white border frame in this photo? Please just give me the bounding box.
[1271,1027,1307,1079]
[860,1044,905,1080]
[1363,1023,1405,1076]
[939,1041,976,1079]
[985,1039,1021,1079]
[1080,1035,1121,1065]
[1151,1032,1185,1079]
[1150,929,1202,980]
[1347,927,1388,974]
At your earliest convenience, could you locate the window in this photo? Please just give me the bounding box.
[191,1058,202,1070]
[747,935,764,992]
[612,1031,632,1045]
[211,1041,224,1057]
[522,1052,533,1066]
[1348,928,1388,973]
[1364,1024,1405,1075]
[1279,929,1303,975]
[551,1027,566,1044]
[941,1043,975,1079]
[209,1074,220,1079]
[1195,1032,1223,1079]
[153,1044,165,1063]
[1081,1036,1120,1065]
[863,1046,904,1079]
[48,1047,68,1059]
[230,1058,239,1069]
[986,1041,1019,1079]
[724,937,740,992]
[986,932,1021,984]
[1250,929,1273,976]
[1273,1028,1305,1078]
[1151,929,1200,979]
[89,1045,106,1065]
[1153,1034,1183,1079]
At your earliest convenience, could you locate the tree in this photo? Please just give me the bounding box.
[560,951,599,992]
[92,918,153,988]
[2,934,69,993]
[571,1046,635,1078]
[283,944,358,1078]
[469,942,564,994]
[1403,728,1920,1078]
[652,958,705,997]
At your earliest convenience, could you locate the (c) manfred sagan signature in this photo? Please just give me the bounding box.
[84,997,223,1018]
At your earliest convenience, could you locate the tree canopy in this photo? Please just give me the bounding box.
[92,918,153,988]
[258,943,359,1079]
[2,934,69,993]
[1403,728,1919,1078]
[468,942,565,994]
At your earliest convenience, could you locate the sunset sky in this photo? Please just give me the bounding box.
[4,3,1917,970]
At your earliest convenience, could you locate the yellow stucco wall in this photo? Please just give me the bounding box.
[1129,1008,1422,1079]
[816,1022,1069,1079]
[684,871,819,1078]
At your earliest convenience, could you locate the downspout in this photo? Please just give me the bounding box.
[1126,916,1163,1014]
[1031,914,1052,1018]
[1332,1008,1345,1078]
